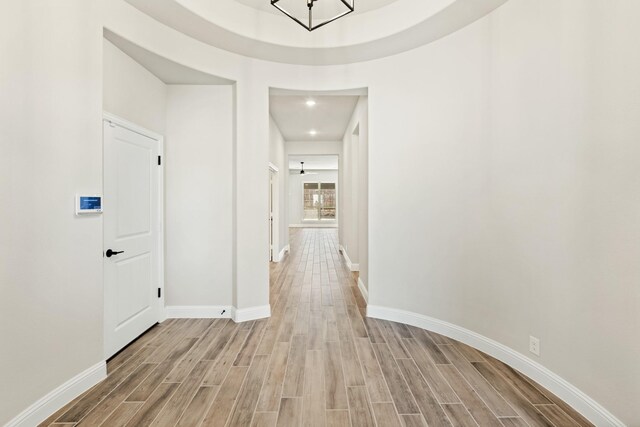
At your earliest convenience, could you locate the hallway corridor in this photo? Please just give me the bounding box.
[41,229,591,426]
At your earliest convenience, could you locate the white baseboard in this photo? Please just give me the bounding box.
[357,277,368,303]
[5,302,268,426]
[165,305,232,319]
[366,305,624,427]
[274,244,290,262]
[233,305,271,323]
[165,304,271,323]
[5,361,106,427]
[289,224,338,228]
[339,245,359,272]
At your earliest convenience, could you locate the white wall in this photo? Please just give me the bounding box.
[357,102,368,290]
[340,97,369,285]
[288,170,339,226]
[4,0,640,425]
[165,85,234,307]
[285,141,342,156]
[0,1,104,424]
[367,2,640,424]
[103,39,167,134]
[269,116,288,258]
[340,132,356,263]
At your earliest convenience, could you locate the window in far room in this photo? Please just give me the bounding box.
[303,182,336,220]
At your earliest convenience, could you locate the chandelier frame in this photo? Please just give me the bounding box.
[271,0,355,32]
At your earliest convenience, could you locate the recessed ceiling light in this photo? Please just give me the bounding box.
[309,129,317,136]
[305,99,316,107]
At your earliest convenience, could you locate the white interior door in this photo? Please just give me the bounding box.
[103,117,162,359]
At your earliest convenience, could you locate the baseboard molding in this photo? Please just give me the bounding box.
[339,245,359,272]
[5,361,106,427]
[366,305,624,427]
[232,305,271,323]
[275,244,290,262]
[165,305,232,319]
[165,304,272,323]
[357,277,368,303]
[289,224,338,228]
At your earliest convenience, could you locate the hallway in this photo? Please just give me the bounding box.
[41,229,591,426]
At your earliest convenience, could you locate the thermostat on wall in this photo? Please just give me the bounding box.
[76,195,103,214]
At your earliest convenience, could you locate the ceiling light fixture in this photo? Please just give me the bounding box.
[305,99,316,107]
[271,0,355,32]
[309,129,317,136]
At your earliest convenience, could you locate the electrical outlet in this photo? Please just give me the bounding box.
[529,335,540,356]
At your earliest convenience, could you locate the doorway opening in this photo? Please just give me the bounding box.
[268,88,369,308]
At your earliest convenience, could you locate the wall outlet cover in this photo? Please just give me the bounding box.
[529,335,540,356]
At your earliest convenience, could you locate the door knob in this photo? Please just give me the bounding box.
[105,249,124,258]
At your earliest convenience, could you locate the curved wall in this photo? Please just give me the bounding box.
[2,0,639,425]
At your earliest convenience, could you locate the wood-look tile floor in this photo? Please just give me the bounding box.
[41,228,593,427]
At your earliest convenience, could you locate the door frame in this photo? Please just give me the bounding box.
[269,163,279,262]
[102,112,166,356]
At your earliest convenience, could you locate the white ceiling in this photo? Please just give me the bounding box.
[104,30,234,85]
[235,0,401,20]
[289,155,339,170]
[127,0,509,65]
[270,95,359,141]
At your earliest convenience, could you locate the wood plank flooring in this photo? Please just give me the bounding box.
[40,228,592,426]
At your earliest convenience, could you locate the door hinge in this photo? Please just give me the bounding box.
[158,288,161,298]
[157,155,162,166]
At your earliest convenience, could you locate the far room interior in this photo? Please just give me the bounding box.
[289,154,339,226]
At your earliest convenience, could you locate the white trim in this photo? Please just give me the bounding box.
[5,361,106,427]
[339,245,359,271]
[289,224,338,228]
[269,167,279,264]
[103,112,163,141]
[274,244,290,262]
[165,306,233,319]
[157,135,165,322]
[233,305,272,323]
[357,277,368,303]
[366,305,625,427]
[165,304,272,323]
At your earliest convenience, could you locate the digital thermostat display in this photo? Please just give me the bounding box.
[76,195,103,214]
